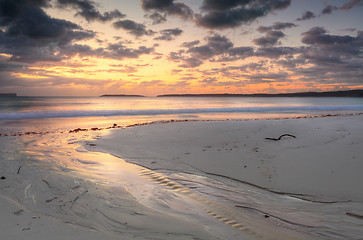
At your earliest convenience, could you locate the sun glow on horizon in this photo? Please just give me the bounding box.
[0,1,361,96]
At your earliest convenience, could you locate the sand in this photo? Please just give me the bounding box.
[95,115,363,202]
[1,114,363,239]
[90,114,363,239]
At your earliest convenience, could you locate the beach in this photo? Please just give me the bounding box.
[96,114,363,202]
[1,113,363,239]
[1,0,363,238]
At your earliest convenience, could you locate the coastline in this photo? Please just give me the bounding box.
[1,113,363,239]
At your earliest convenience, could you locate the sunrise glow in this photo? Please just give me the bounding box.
[0,0,362,96]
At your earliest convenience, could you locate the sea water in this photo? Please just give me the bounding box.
[1,96,363,131]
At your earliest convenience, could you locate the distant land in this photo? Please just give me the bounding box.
[0,93,17,97]
[157,90,363,98]
[100,94,145,97]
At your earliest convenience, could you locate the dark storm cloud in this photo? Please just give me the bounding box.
[154,28,183,41]
[296,11,316,21]
[141,0,193,22]
[0,0,95,62]
[56,0,125,22]
[113,20,155,37]
[195,0,291,29]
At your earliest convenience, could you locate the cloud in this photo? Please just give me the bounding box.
[187,34,234,59]
[244,72,289,82]
[299,28,363,67]
[56,0,125,22]
[98,42,155,60]
[138,79,165,86]
[228,47,255,57]
[195,0,291,29]
[36,39,155,61]
[141,0,193,22]
[170,34,256,67]
[257,22,297,32]
[339,0,363,10]
[301,27,355,45]
[178,57,203,68]
[298,1,362,21]
[113,20,155,37]
[321,5,337,15]
[253,30,285,47]
[198,77,217,85]
[145,12,167,24]
[154,28,183,41]
[0,0,95,63]
[296,11,316,21]
[263,27,363,88]
[0,61,24,76]
[253,22,296,47]
[204,34,234,53]
[255,47,298,59]
[181,40,200,48]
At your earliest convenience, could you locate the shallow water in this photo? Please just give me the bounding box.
[1,96,363,120]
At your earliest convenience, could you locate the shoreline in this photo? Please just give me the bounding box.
[1,111,362,137]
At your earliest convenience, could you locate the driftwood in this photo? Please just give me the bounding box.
[17,166,22,174]
[346,212,363,220]
[265,134,296,141]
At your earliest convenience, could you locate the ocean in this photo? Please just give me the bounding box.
[1,96,363,131]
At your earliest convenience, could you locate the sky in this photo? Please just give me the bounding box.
[0,0,362,96]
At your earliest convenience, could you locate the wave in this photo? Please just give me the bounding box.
[1,105,363,120]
